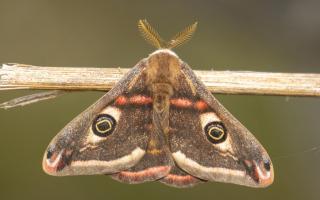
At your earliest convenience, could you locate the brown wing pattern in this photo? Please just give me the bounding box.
[165,63,274,188]
[43,60,154,176]
[43,50,273,188]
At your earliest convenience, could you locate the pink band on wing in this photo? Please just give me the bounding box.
[162,173,202,187]
[170,98,193,108]
[129,95,153,105]
[115,166,171,183]
[115,95,152,106]
[194,100,208,111]
[115,96,128,105]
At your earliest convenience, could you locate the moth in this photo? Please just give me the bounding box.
[43,19,274,188]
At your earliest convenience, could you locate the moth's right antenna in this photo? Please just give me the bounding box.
[166,22,198,49]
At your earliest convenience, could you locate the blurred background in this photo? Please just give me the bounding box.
[0,0,320,200]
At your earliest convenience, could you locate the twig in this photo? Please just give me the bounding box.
[0,90,66,109]
[1,63,320,97]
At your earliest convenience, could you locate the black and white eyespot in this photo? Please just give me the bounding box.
[86,106,121,144]
[92,114,116,137]
[200,112,235,153]
[204,122,227,144]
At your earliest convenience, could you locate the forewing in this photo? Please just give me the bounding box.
[43,59,153,176]
[167,63,274,188]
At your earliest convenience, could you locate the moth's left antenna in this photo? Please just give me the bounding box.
[138,19,165,49]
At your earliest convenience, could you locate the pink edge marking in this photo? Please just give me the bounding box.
[164,174,198,184]
[43,150,64,174]
[129,95,152,105]
[117,166,171,182]
[170,98,193,108]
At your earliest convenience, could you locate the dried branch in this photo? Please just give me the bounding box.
[0,90,66,109]
[1,63,320,97]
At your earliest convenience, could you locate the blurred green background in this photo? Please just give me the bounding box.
[1,1,320,200]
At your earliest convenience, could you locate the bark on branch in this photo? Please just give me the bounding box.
[1,63,320,97]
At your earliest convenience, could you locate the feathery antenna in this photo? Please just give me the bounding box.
[167,22,198,49]
[138,19,165,49]
[138,19,198,49]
